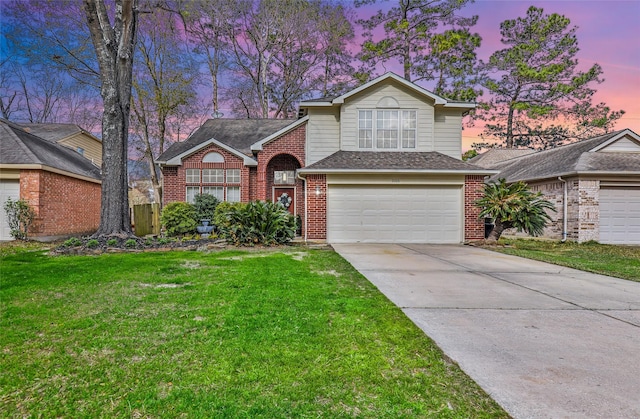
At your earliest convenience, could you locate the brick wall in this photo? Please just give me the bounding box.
[576,179,599,242]
[305,174,326,240]
[21,170,101,237]
[464,175,485,241]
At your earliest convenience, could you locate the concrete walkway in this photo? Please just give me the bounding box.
[333,244,640,419]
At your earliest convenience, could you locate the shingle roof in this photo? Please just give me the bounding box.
[0,119,101,180]
[18,123,98,143]
[493,129,640,183]
[468,149,535,168]
[300,151,494,173]
[157,118,295,162]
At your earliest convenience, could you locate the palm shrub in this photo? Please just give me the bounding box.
[3,198,35,240]
[161,202,197,237]
[216,200,296,246]
[193,193,219,223]
[476,178,556,242]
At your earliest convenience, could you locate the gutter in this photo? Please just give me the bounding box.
[558,177,568,242]
[297,171,307,243]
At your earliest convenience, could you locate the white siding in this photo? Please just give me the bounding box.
[434,109,463,159]
[340,82,435,152]
[59,133,103,165]
[306,107,340,165]
[0,180,20,240]
[599,136,640,153]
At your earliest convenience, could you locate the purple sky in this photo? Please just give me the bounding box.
[358,0,640,149]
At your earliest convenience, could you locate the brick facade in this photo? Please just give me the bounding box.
[464,175,485,241]
[21,169,101,237]
[305,175,327,240]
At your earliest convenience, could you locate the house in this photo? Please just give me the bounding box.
[18,122,103,166]
[157,73,496,243]
[0,119,102,240]
[476,129,640,245]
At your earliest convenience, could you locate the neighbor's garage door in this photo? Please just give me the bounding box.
[0,180,20,241]
[327,185,462,243]
[599,187,640,245]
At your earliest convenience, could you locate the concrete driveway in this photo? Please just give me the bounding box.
[333,244,640,419]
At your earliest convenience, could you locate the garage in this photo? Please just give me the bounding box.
[0,180,20,241]
[599,187,640,245]
[327,184,462,243]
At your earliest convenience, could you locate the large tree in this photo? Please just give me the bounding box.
[83,0,138,237]
[356,0,479,92]
[475,6,624,150]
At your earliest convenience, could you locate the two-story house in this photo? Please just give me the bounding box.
[157,73,496,243]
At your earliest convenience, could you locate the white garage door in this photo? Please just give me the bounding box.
[327,185,462,243]
[599,187,640,245]
[0,180,20,241]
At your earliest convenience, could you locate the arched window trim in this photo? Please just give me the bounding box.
[203,152,225,163]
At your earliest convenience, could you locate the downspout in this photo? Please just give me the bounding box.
[558,177,568,242]
[297,172,307,243]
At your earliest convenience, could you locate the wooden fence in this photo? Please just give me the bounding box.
[133,203,161,236]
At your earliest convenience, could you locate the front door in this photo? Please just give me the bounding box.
[274,187,295,214]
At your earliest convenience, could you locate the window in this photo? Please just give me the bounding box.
[202,186,224,201]
[203,152,225,163]
[186,169,200,183]
[226,187,241,202]
[186,186,199,203]
[226,169,241,184]
[274,170,295,185]
[358,110,417,150]
[76,147,85,156]
[202,169,224,183]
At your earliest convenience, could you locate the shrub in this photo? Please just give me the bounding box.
[125,239,138,248]
[86,239,99,248]
[64,237,83,247]
[213,202,246,230]
[161,202,197,237]
[217,200,296,246]
[3,198,35,240]
[193,194,219,223]
[106,238,118,247]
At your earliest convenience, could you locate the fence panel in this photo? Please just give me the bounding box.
[133,203,161,236]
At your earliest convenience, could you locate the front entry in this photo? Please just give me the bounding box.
[274,187,295,214]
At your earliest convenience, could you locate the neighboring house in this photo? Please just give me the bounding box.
[158,72,496,243]
[0,119,102,240]
[19,122,103,166]
[467,148,535,168]
[476,129,640,245]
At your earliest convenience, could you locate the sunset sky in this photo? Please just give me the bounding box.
[405,0,640,150]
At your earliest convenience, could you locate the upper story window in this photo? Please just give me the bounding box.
[358,110,417,150]
[203,152,225,163]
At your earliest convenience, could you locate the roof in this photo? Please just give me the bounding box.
[493,129,640,183]
[299,151,496,175]
[299,72,475,110]
[0,119,101,181]
[468,149,535,169]
[157,118,295,164]
[18,122,100,143]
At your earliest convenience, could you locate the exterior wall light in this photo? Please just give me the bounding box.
[315,185,322,196]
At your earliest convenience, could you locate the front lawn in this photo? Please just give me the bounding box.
[0,247,507,418]
[489,239,640,281]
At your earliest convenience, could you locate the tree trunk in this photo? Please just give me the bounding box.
[487,218,506,243]
[83,0,138,237]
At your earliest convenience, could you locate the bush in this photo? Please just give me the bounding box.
[125,239,138,248]
[193,194,219,223]
[161,202,198,237]
[86,239,99,248]
[64,237,83,247]
[213,202,246,230]
[106,238,118,247]
[217,200,296,246]
[3,198,35,240]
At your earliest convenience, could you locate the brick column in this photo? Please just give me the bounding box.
[306,174,326,240]
[464,175,485,241]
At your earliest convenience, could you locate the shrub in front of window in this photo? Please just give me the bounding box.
[161,202,198,237]
[216,200,296,246]
[3,198,35,240]
[193,193,220,223]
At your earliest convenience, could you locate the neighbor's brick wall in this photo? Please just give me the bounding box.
[575,179,599,242]
[464,175,485,241]
[21,170,101,237]
[306,174,326,240]
[505,181,565,240]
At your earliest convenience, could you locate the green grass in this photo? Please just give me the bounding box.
[0,248,507,418]
[490,239,640,281]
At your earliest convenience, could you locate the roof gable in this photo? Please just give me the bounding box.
[251,116,308,151]
[590,130,640,153]
[300,72,475,110]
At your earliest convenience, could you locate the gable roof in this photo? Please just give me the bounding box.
[0,119,101,182]
[298,151,496,175]
[300,72,475,110]
[493,129,640,183]
[468,149,536,169]
[157,118,295,165]
[18,122,101,144]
